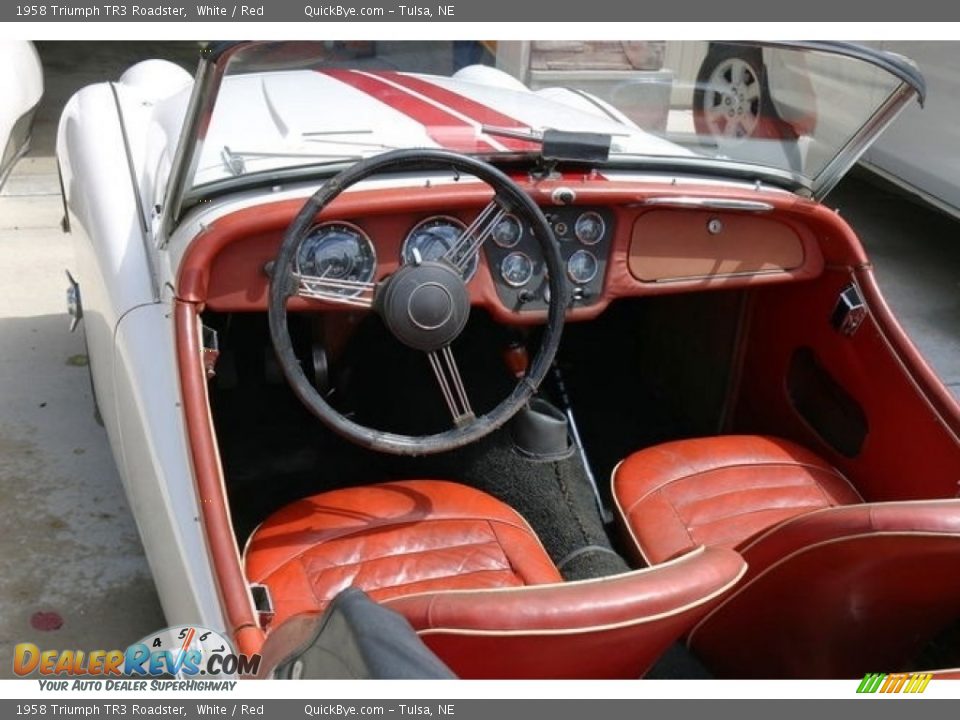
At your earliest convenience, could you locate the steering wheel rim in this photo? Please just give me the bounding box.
[268,148,568,456]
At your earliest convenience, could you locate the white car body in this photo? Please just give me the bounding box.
[0,40,43,188]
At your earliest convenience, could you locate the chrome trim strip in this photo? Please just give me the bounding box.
[637,197,775,212]
[651,268,788,283]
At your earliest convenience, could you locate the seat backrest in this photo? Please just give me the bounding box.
[384,546,745,679]
[688,500,960,678]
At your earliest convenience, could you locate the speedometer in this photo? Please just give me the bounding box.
[402,216,478,280]
[296,222,376,297]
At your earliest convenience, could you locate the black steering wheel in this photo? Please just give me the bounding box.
[268,149,567,455]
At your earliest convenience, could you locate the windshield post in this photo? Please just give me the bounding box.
[812,81,919,200]
[159,43,238,247]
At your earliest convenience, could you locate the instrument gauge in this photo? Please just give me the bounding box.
[567,249,599,285]
[295,222,376,297]
[402,216,478,280]
[500,252,535,288]
[574,211,605,245]
[492,214,523,248]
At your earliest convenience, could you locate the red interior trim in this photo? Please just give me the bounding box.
[174,300,264,655]
[855,266,960,439]
[732,268,960,500]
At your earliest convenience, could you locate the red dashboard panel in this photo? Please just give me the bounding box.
[177,177,831,325]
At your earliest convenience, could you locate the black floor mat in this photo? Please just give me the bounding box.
[391,427,630,580]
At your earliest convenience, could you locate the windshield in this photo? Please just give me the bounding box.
[177,41,921,205]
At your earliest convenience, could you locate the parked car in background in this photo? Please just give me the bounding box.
[56,40,960,680]
[0,41,43,189]
[693,41,960,216]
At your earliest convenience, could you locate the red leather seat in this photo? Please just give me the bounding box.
[245,479,562,625]
[245,479,747,678]
[612,435,862,564]
[612,435,960,678]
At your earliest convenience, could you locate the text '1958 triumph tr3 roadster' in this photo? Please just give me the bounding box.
[56,40,960,679]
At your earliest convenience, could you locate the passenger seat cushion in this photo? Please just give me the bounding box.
[245,480,563,628]
[612,436,862,564]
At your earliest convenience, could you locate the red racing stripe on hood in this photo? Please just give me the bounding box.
[379,71,540,152]
[318,68,500,153]
[382,72,608,180]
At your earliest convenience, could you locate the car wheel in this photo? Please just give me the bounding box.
[693,45,771,141]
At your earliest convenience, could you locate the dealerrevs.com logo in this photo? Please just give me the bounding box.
[14,626,261,690]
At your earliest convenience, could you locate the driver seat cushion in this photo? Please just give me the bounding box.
[244,479,562,629]
[612,435,863,565]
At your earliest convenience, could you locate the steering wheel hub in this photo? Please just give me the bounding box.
[377,261,470,352]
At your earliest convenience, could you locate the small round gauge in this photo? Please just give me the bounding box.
[567,249,599,285]
[574,211,605,245]
[402,216,478,280]
[500,252,534,288]
[296,222,376,297]
[492,214,523,248]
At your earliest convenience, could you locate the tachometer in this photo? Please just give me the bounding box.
[295,222,376,297]
[574,211,605,245]
[500,252,534,287]
[402,216,479,280]
[567,249,599,284]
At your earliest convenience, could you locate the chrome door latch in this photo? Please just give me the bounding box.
[201,324,220,379]
[250,583,275,630]
[831,284,868,337]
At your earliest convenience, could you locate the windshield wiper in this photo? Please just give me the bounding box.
[220,146,363,176]
[302,131,402,152]
[481,126,612,164]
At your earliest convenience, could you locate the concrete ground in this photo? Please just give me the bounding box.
[1,42,959,676]
[0,42,197,677]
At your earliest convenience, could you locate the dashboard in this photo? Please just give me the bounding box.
[293,207,615,313]
[179,179,830,325]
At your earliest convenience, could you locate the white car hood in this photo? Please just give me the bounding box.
[189,69,691,187]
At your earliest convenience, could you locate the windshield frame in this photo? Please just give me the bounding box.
[159,40,925,241]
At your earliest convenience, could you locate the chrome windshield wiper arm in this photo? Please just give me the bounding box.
[220,146,363,176]
[482,125,544,143]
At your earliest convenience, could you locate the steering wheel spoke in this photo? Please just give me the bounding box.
[293,271,377,309]
[443,199,507,273]
[427,345,475,427]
